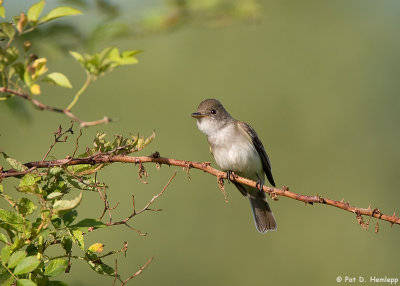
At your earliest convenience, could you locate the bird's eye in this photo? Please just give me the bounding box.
[210,109,217,115]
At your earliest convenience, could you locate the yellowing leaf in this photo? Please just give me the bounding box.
[30,84,41,95]
[0,6,5,18]
[31,58,48,80]
[27,0,45,22]
[2,153,27,171]
[71,228,84,251]
[39,6,82,23]
[88,243,104,253]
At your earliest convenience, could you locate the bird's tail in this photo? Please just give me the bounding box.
[249,196,277,233]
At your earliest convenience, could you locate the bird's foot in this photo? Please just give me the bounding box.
[255,180,264,193]
[226,170,234,184]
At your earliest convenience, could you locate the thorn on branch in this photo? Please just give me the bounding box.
[201,161,211,169]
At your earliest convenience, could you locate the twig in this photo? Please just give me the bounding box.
[113,259,119,286]
[107,171,177,231]
[121,256,154,286]
[1,156,399,228]
[42,122,74,161]
[0,87,111,128]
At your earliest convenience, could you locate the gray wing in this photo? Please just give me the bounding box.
[239,121,276,187]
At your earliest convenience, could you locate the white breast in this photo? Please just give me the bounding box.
[206,123,263,181]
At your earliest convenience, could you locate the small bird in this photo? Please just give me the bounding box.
[191,99,277,233]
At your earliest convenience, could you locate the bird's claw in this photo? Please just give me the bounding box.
[226,170,233,184]
[256,180,264,193]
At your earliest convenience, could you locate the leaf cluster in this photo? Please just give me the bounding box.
[0,129,155,285]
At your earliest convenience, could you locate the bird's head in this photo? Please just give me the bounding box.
[191,98,232,136]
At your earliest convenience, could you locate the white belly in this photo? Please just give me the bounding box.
[207,124,264,182]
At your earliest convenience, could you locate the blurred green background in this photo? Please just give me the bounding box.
[1,0,400,285]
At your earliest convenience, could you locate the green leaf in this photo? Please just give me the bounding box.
[61,237,72,253]
[27,0,45,22]
[19,174,38,187]
[17,198,37,216]
[0,6,5,18]
[0,209,24,231]
[0,22,15,39]
[1,245,12,264]
[17,279,37,286]
[25,244,37,257]
[43,72,72,88]
[51,217,62,228]
[0,264,14,285]
[71,218,106,229]
[0,184,3,193]
[48,167,63,176]
[39,6,82,23]
[13,256,41,275]
[65,177,94,190]
[1,153,27,172]
[0,233,7,244]
[7,251,26,268]
[4,46,19,67]
[53,192,82,212]
[18,174,40,193]
[69,51,85,64]
[61,210,77,226]
[71,228,84,251]
[44,259,68,277]
[87,260,115,276]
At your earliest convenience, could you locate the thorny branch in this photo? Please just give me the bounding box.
[1,154,400,230]
[0,87,111,128]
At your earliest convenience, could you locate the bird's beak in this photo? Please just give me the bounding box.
[191,112,206,118]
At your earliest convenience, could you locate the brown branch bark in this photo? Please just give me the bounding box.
[0,87,111,128]
[1,154,399,227]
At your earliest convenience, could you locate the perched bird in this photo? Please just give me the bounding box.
[191,99,277,233]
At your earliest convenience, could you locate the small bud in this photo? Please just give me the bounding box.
[24,40,31,52]
[17,12,27,33]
